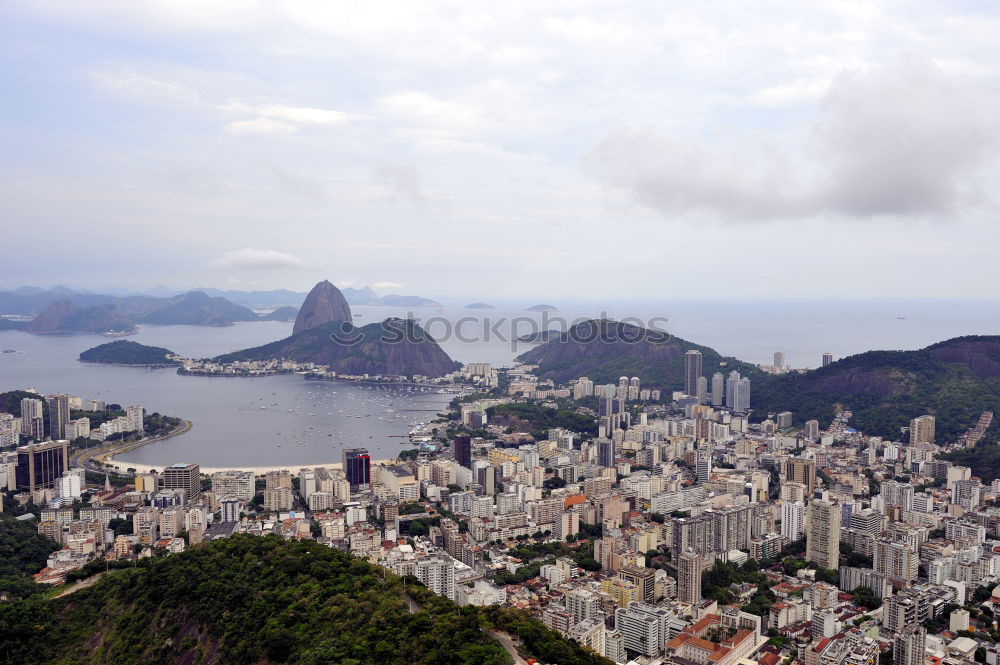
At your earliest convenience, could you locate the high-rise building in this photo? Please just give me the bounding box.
[874,539,919,582]
[724,372,751,412]
[597,439,615,468]
[453,434,472,470]
[807,499,840,570]
[781,501,805,542]
[695,376,708,405]
[619,565,656,604]
[678,549,702,604]
[910,415,935,445]
[775,411,793,429]
[162,463,201,502]
[710,372,724,406]
[804,419,820,441]
[822,353,833,367]
[774,352,785,369]
[893,625,926,665]
[15,439,69,492]
[221,497,241,523]
[47,394,70,440]
[786,458,816,495]
[696,452,712,484]
[343,448,371,491]
[211,470,254,501]
[125,405,145,433]
[20,397,45,439]
[684,350,702,396]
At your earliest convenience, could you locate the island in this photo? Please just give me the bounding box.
[261,305,300,321]
[525,303,557,312]
[79,340,180,366]
[464,302,495,309]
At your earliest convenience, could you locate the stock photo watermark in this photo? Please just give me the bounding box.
[329,311,671,350]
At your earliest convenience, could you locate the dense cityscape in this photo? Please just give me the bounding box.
[4,342,998,665]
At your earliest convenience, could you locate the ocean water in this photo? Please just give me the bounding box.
[1,299,997,468]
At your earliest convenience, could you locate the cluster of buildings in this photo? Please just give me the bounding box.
[0,391,143,448]
[11,363,1000,665]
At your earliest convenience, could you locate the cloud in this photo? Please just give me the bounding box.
[224,117,299,135]
[584,56,998,222]
[208,249,306,270]
[373,281,404,289]
[371,163,423,201]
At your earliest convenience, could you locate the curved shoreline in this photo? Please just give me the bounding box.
[74,419,193,474]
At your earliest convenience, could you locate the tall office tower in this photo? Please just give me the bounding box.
[806,499,840,570]
[774,352,785,369]
[162,463,201,502]
[343,448,371,491]
[711,372,724,406]
[20,398,45,438]
[787,458,816,495]
[781,501,805,541]
[696,452,712,484]
[695,376,708,405]
[684,350,702,396]
[47,394,70,440]
[893,625,927,665]
[453,434,472,470]
[597,439,615,468]
[909,415,935,445]
[804,419,820,441]
[822,353,833,367]
[15,439,69,492]
[677,549,702,604]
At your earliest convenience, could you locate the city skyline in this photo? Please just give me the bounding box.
[2,2,999,299]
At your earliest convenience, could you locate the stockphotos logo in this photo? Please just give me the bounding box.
[329,312,671,350]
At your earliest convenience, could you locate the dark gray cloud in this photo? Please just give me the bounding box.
[584,57,998,222]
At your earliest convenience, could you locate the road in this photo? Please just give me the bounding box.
[71,419,193,475]
[491,630,529,665]
[52,570,110,598]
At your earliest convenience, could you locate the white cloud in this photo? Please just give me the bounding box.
[584,56,999,222]
[224,117,298,135]
[371,163,422,201]
[373,281,404,289]
[208,249,306,270]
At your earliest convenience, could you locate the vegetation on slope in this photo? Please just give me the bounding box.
[0,536,608,665]
[79,340,179,365]
[0,514,60,599]
[752,337,1000,440]
[516,319,763,390]
[216,318,457,378]
[487,402,598,439]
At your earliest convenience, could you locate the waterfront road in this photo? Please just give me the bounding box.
[70,419,193,475]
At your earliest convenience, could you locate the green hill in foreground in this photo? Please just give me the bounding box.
[79,340,180,366]
[0,535,610,665]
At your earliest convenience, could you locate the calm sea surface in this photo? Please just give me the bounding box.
[1,300,997,467]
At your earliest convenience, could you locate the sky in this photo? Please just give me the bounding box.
[1,1,999,301]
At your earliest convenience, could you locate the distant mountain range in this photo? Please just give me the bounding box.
[0,284,442,334]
